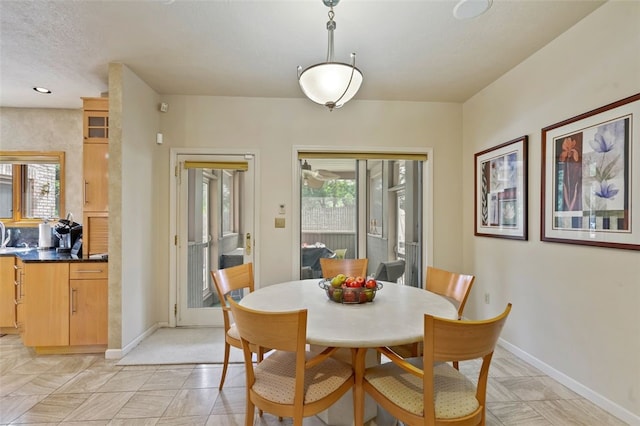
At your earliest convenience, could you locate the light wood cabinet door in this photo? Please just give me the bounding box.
[0,257,16,328]
[83,97,109,144]
[82,214,109,255]
[23,263,69,347]
[69,279,108,346]
[83,143,109,212]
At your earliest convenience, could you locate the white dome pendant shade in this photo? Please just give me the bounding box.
[297,0,363,111]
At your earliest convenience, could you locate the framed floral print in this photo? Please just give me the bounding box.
[541,93,640,250]
[475,136,528,240]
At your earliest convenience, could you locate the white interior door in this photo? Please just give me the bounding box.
[175,153,255,326]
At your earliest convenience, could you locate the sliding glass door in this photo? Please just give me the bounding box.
[298,154,426,287]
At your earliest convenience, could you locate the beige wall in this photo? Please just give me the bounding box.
[155,96,463,295]
[462,2,640,421]
[0,108,83,220]
[108,63,161,350]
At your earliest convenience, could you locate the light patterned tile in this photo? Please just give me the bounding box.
[489,357,544,378]
[115,389,178,419]
[53,354,103,374]
[0,373,37,396]
[182,366,222,389]
[109,418,159,426]
[210,387,245,415]
[10,372,76,395]
[485,408,505,426]
[163,388,218,417]
[485,377,523,403]
[85,359,124,373]
[9,356,65,375]
[205,413,244,426]
[493,344,518,359]
[0,355,34,375]
[218,364,246,388]
[488,401,553,425]
[496,376,581,401]
[139,368,192,391]
[97,370,156,392]
[54,370,119,394]
[64,391,135,421]
[13,392,89,423]
[0,394,47,424]
[529,399,628,425]
[156,415,208,425]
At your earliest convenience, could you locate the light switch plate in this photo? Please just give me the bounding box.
[275,217,285,228]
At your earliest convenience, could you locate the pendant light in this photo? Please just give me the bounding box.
[297,0,363,111]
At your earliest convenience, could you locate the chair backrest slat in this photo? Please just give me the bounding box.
[229,297,306,353]
[425,303,511,363]
[211,263,254,307]
[320,258,368,278]
[425,266,475,317]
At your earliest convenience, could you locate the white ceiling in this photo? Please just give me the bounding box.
[0,0,605,110]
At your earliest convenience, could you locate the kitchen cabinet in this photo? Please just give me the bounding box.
[82,214,109,256]
[69,263,108,346]
[83,143,109,212]
[82,97,109,256]
[82,97,109,144]
[23,262,69,347]
[0,257,16,332]
[21,261,108,353]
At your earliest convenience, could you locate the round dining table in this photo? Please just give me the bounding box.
[240,278,459,426]
[240,278,458,348]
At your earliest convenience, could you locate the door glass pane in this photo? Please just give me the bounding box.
[300,159,357,279]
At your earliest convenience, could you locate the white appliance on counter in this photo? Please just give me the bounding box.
[38,219,53,249]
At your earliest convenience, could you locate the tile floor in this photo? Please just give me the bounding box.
[0,333,628,425]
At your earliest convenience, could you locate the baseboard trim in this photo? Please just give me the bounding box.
[104,323,159,360]
[499,338,638,425]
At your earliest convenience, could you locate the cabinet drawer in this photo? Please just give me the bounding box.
[70,263,108,280]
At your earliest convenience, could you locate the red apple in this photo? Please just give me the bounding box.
[365,279,377,289]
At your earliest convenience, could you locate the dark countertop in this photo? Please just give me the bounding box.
[0,248,108,263]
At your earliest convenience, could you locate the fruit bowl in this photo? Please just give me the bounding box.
[318,278,383,304]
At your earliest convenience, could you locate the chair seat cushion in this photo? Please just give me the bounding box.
[253,351,353,405]
[365,359,479,419]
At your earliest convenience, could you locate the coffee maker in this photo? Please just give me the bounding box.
[54,214,82,254]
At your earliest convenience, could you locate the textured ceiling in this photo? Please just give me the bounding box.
[0,0,605,109]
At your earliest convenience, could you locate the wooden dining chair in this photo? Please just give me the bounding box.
[227,297,355,426]
[355,304,512,426]
[320,257,368,278]
[211,262,267,391]
[389,266,475,362]
[425,266,476,319]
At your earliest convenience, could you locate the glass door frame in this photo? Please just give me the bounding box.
[292,147,433,285]
[168,148,260,328]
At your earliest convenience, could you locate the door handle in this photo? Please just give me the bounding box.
[245,232,252,255]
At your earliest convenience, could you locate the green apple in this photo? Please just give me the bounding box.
[332,288,343,302]
[331,273,346,287]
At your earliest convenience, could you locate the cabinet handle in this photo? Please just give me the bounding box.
[70,288,78,314]
[13,265,22,270]
[75,269,104,274]
[84,180,89,204]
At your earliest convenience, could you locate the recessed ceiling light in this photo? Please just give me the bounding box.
[33,87,52,94]
[453,0,493,20]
